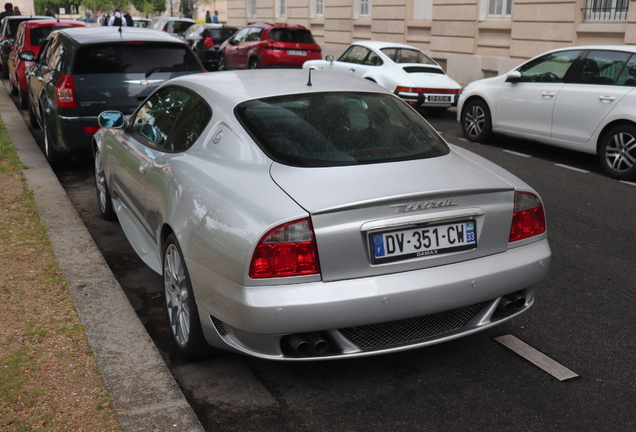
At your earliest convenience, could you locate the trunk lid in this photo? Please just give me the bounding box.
[270,150,516,282]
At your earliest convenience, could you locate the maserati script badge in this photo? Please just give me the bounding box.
[391,199,457,214]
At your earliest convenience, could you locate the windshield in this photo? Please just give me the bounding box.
[73,42,202,74]
[236,92,449,167]
[381,48,436,65]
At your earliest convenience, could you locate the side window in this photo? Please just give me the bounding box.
[517,50,581,83]
[339,46,371,64]
[231,27,250,43]
[131,87,193,150]
[572,50,631,85]
[38,39,53,66]
[245,27,263,42]
[616,55,636,86]
[168,97,212,152]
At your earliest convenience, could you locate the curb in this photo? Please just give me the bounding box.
[0,87,205,431]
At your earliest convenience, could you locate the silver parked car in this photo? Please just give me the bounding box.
[93,70,551,361]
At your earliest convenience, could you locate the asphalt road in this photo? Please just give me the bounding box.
[11,88,635,432]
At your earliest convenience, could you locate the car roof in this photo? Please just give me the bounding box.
[168,69,391,106]
[53,26,185,44]
[2,15,53,22]
[246,21,307,29]
[156,16,196,23]
[547,45,636,54]
[351,40,426,52]
[20,19,86,28]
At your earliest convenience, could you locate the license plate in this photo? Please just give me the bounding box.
[287,50,307,56]
[428,95,452,102]
[370,221,476,264]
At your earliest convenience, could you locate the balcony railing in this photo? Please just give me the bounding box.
[582,7,629,21]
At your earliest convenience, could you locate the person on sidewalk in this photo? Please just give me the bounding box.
[0,3,15,20]
[44,4,55,17]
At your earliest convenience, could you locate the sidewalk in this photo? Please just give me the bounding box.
[0,87,205,431]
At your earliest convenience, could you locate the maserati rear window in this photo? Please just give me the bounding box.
[236,92,449,167]
[73,42,202,74]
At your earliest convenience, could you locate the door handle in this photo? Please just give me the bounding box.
[599,96,616,102]
[542,92,556,98]
[139,160,149,174]
[349,68,355,73]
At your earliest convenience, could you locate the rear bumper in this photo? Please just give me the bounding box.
[55,115,98,154]
[188,238,551,360]
[395,90,459,108]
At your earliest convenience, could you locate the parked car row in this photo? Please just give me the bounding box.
[0,16,552,362]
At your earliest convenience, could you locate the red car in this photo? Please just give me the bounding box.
[7,19,87,109]
[218,22,321,70]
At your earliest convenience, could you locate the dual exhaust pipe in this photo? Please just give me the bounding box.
[497,293,526,313]
[285,332,329,356]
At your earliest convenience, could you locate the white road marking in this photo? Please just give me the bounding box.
[495,335,579,381]
[502,149,532,158]
[619,180,636,186]
[457,138,469,142]
[554,164,590,173]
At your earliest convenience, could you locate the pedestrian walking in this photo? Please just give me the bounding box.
[44,4,55,17]
[0,3,15,20]
[212,10,219,23]
[205,11,211,23]
[13,5,20,15]
[108,10,127,26]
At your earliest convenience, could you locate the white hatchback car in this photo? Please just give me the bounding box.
[304,41,462,113]
[458,45,636,180]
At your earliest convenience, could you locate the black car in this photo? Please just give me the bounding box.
[183,23,238,70]
[0,15,54,78]
[24,26,205,166]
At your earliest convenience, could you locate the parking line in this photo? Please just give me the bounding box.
[502,149,532,158]
[554,163,590,173]
[495,335,579,381]
[619,180,636,187]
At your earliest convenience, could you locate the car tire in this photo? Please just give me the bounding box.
[599,124,636,180]
[43,119,68,167]
[461,99,492,143]
[27,97,39,128]
[217,53,226,71]
[8,75,18,95]
[18,85,28,110]
[249,57,260,69]
[94,149,117,221]
[164,233,215,360]
[2,63,8,80]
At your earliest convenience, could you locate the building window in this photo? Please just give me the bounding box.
[310,0,324,18]
[246,0,257,18]
[488,0,512,17]
[354,0,371,18]
[276,0,287,17]
[583,0,628,21]
[413,0,432,20]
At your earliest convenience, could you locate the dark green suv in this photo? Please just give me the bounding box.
[24,26,205,166]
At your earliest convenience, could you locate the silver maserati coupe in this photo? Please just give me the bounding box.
[93,69,551,361]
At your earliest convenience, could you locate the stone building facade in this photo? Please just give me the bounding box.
[224,0,636,85]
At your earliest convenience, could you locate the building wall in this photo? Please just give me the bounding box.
[225,0,636,86]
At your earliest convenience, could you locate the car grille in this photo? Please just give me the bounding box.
[338,302,487,351]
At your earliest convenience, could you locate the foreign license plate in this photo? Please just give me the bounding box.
[287,50,307,56]
[428,95,452,102]
[371,221,476,264]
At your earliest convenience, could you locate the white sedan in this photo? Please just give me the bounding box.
[458,45,636,180]
[303,41,462,113]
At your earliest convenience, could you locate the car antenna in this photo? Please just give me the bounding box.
[307,68,312,86]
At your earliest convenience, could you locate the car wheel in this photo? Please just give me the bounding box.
[2,63,8,80]
[217,53,226,71]
[599,124,636,180]
[164,234,215,360]
[18,85,28,110]
[43,119,68,167]
[27,97,39,128]
[249,57,260,69]
[94,149,117,221]
[9,75,18,95]
[461,99,492,143]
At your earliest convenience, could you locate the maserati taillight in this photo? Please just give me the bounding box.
[56,74,76,108]
[249,219,320,278]
[509,192,546,242]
